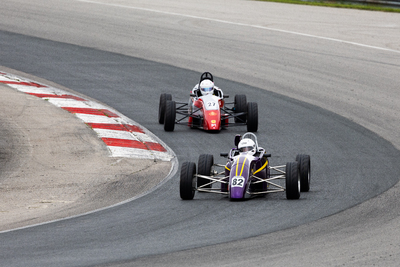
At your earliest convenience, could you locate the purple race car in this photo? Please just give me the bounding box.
[180,132,310,200]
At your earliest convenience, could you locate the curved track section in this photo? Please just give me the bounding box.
[1,0,400,266]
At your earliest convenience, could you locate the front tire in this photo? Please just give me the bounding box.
[246,102,258,132]
[296,154,311,192]
[164,100,176,131]
[180,162,196,200]
[286,162,300,200]
[197,154,214,189]
[158,93,172,124]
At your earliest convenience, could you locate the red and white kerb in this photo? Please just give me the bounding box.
[0,71,173,161]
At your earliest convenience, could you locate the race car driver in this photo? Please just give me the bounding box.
[191,73,223,99]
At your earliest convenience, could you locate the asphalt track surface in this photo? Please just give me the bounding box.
[1,0,400,266]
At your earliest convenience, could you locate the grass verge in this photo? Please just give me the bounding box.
[256,0,400,12]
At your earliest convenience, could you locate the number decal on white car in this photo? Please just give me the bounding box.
[205,101,218,110]
[231,177,245,187]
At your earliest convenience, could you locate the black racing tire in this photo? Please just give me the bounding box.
[158,93,172,124]
[234,94,247,123]
[180,162,196,200]
[197,154,214,189]
[164,100,176,132]
[246,102,258,132]
[285,162,300,200]
[296,154,311,192]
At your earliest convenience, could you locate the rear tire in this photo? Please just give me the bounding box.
[234,94,247,123]
[164,100,176,131]
[286,162,300,200]
[296,154,311,192]
[158,93,172,124]
[198,154,214,189]
[246,102,258,132]
[180,162,196,200]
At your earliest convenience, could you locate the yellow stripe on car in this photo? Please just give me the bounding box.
[239,157,247,176]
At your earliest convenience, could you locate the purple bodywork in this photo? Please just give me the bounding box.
[223,152,268,199]
[229,155,255,199]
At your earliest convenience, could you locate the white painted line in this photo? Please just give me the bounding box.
[75,113,124,124]
[47,99,105,109]
[109,146,173,160]
[134,132,157,143]
[93,128,139,140]
[14,86,66,95]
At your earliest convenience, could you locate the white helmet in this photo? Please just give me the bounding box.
[238,138,256,155]
[199,79,214,95]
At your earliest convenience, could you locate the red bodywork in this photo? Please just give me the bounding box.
[189,96,226,131]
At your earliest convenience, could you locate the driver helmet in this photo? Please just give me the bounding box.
[199,79,214,95]
[238,138,256,155]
